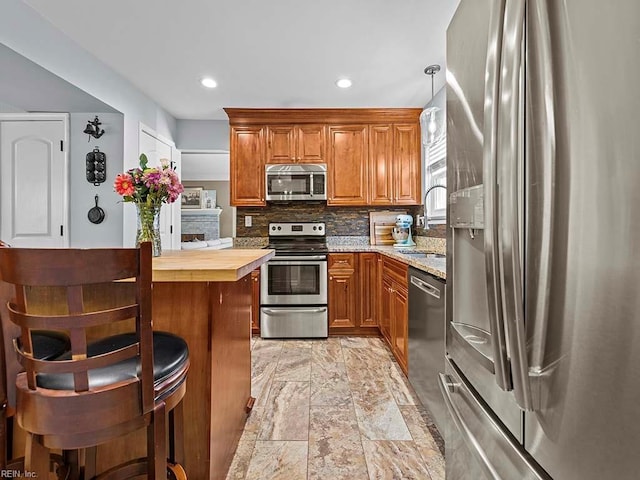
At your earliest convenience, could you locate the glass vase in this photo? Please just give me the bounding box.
[135,203,162,257]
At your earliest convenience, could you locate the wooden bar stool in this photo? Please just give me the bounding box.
[0,241,71,471]
[0,242,189,479]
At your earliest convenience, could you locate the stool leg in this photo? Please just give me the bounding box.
[0,403,7,468]
[168,401,184,465]
[83,447,97,479]
[147,402,166,480]
[24,433,49,478]
[62,449,80,480]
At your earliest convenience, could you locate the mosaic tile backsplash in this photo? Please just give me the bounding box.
[236,204,446,239]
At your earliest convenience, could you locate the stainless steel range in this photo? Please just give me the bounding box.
[260,222,328,338]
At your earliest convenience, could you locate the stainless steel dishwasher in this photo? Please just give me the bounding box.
[408,266,446,434]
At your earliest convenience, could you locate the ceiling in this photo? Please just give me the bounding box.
[23,0,460,120]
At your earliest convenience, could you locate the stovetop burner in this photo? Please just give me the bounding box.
[266,222,327,255]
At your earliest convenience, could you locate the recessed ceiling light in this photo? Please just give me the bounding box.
[201,77,217,89]
[336,78,352,89]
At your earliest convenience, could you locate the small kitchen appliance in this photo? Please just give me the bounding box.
[392,214,416,248]
[265,164,327,201]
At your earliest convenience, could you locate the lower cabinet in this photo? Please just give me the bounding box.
[328,254,357,330]
[251,269,260,335]
[326,252,409,374]
[328,253,379,335]
[381,256,409,375]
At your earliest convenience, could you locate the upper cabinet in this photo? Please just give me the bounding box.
[392,124,421,205]
[267,124,325,164]
[368,123,421,205]
[369,124,394,205]
[230,125,265,206]
[225,108,421,207]
[327,125,369,205]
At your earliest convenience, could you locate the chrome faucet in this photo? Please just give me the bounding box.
[421,184,447,230]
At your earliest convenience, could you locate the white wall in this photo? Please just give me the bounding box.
[69,112,124,247]
[176,120,229,151]
[0,0,178,246]
[0,101,26,113]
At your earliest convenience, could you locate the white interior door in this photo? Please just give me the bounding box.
[0,119,68,247]
[139,128,179,250]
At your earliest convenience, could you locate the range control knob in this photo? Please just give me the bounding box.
[271,226,276,231]
[312,226,317,231]
[277,226,282,231]
[318,225,323,230]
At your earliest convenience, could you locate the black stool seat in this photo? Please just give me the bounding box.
[30,331,70,360]
[37,332,188,391]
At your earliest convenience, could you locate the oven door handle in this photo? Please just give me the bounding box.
[262,307,328,315]
[269,255,327,261]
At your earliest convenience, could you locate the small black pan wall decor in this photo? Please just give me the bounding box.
[87,195,105,224]
[86,147,106,186]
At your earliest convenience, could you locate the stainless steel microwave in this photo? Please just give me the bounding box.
[265,164,327,201]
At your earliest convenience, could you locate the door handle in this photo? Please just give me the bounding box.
[438,373,501,479]
[526,0,556,408]
[498,0,532,411]
[262,308,327,315]
[482,0,511,392]
[410,276,440,299]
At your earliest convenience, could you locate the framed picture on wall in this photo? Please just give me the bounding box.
[181,187,203,209]
[203,190,217,209]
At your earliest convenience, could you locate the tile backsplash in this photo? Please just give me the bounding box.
[236,204,447,238]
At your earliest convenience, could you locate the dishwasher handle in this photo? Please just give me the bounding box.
[411,276,441,299]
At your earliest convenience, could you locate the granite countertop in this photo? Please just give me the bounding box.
[328,244,446,280]
[233,236,446,280]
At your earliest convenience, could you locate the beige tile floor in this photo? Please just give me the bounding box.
[226,336,445,480]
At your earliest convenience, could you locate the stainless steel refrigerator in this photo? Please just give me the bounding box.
[441,0,640,478]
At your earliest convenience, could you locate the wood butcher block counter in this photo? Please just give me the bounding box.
[16,248,273,480]
[152,248,273,282]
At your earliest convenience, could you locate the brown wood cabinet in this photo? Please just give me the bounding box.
[225,109,422,207]
[251,268,261,335]
[391,282,409,373]
[358,252,378,328]
[380,276,393,343]
[369,125,394,205]
[266,124,325,164]
[327,125,369,205]
[328,252,380,336]
[369,124,421,205]
[328,253,357,330]
[393,124,421,205]
[380,255,409,374]
[230,126,265,206]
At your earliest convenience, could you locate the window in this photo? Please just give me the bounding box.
[423,108,447,224]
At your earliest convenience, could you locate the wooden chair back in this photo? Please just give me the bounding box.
[0,242,155,419]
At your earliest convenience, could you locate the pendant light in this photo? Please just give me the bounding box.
[421,64,441,146]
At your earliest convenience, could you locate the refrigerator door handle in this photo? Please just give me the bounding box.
[497,0,533,411]
[439,366,551,479]
[482,0,511,391]
[526,0,556,386]
[438,373,502,479]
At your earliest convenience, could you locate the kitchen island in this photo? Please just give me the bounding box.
[144,249,273,480]
[148,249,273,479]
[13,249,273,480]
